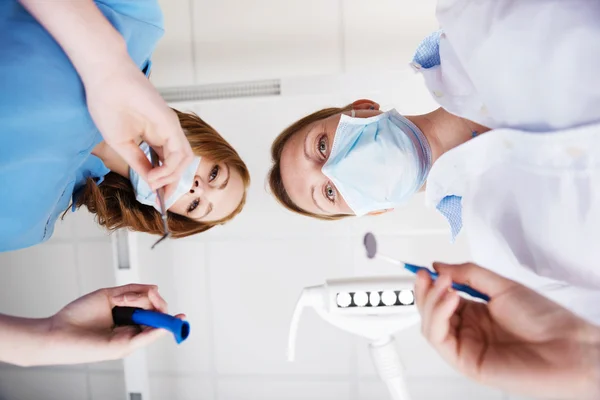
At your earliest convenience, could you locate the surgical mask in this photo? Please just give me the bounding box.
[129,142,202,211]
[322,109,431,216]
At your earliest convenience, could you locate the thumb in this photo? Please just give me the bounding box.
[129,313,187,351]
[129,327,169,351]
[114,141,152,181]
[432,262,517,298]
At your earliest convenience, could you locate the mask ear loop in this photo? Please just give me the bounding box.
[351,110,356,117]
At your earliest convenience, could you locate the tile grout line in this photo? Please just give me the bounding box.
[69,218,93,400]
[188,0,198,85]
[204,242,218,400]
[338,0,346,73]
[348,239,360,400]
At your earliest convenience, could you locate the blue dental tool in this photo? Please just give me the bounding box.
[112,306,190,344]
[363,232,490,303]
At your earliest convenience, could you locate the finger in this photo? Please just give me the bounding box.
[108,284,157,300]
[146,122,193,186]
[150,155,195,200]
[423,274,453,321]
[112,291,160,310]
[422,275,453,338]
[147,150,184,183]
[414,270,432,314]
[428,290,461,345]
[113,142,152,181]
[129,327,169,350]
[432,262,516,298]
[148,287,169,313]
[149,152,193,189]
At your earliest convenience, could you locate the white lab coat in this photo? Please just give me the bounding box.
[425,125,600,323]
[418,0,600,132]
[418,0,600,323]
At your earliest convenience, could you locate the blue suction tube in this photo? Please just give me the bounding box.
[112,306,190,344]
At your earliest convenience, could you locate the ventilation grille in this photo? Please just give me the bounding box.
[158,79,281,103]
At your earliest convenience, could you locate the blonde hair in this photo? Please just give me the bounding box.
[267,104,352,220]
[72,109,251,237]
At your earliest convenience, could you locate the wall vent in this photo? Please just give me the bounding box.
[158,79,281,103]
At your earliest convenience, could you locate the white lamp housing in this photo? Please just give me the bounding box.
[287,275,420,400]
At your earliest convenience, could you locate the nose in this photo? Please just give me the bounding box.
[188,177,205,196]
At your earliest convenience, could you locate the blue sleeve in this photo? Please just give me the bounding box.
[94,0,164,29]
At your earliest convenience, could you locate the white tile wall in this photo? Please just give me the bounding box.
[0,368,88,400]
[190,0,342,84]
[358,378,505,400]
[406,377,504,400]
[149,375,214,400]
[343,0,438,72]
[217,379,351,400]
[89,371,126,400]
[152,1,439,88]
[151,0,196,87]
[208,238,356,376]
[137,236,213,376]
[70,209,111,240]
[0,243,79,317]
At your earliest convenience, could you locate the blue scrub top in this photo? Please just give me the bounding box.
[0,0,164,252]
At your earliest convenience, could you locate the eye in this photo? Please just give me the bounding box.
[209,165,219,182]
[187,198,200,213]
[317,135,328,158]
[324,183,336,203]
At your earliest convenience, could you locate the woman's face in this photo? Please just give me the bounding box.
[279,109,383,217]
[168,157,245,222]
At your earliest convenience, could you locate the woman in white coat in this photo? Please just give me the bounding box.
[266,0,600,324]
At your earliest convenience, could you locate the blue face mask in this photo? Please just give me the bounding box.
[129,142,202,211]
[321,109,431,216]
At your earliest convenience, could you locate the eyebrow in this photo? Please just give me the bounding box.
[218,164,230,190]
[310,186,327,214]
[303,125,316,161]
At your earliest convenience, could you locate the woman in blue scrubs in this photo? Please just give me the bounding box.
[0,0,251,252]
[0,0,250,364]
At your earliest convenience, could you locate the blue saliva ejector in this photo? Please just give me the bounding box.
[112,306,190,344]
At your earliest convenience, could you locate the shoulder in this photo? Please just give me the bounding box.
[94,0,164,30]
[94,0,165,67]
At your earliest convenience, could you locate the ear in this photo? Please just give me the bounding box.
[352,99,380,111]
[367,208,393,216]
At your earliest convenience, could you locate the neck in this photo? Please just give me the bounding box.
[91,141,130,178]
[406,108,490,164]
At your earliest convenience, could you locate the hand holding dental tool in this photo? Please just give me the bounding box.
[19,0,194,200]
[363,233,490,303]
[415,262,600,400]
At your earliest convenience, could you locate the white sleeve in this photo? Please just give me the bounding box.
[435,0,600,131]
